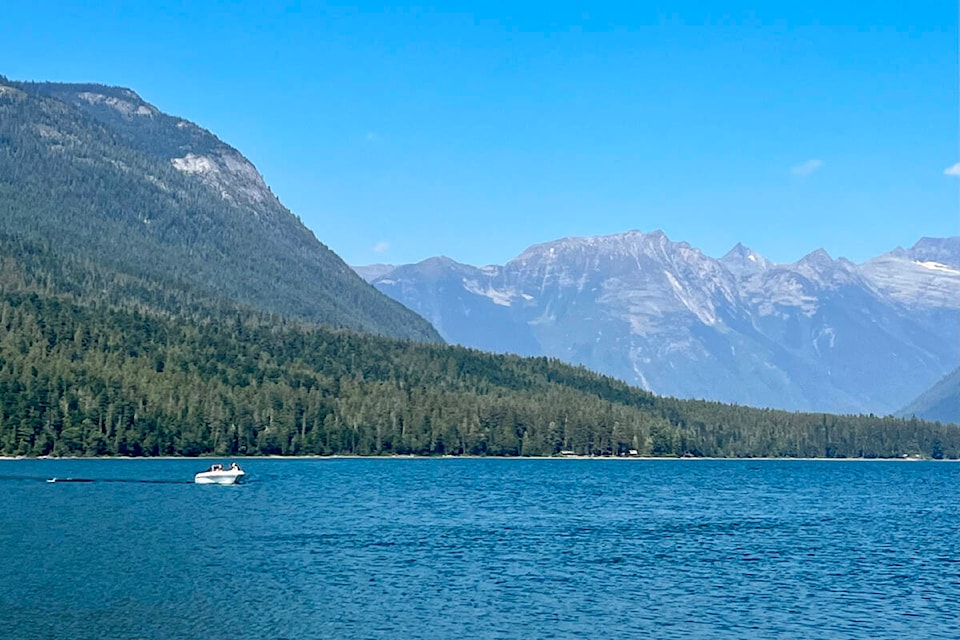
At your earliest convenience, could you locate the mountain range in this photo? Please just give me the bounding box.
[358,231,959,416]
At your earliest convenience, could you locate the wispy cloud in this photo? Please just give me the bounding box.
[944,162,960,177]
[791,159,823,177]
[372,241,390,253]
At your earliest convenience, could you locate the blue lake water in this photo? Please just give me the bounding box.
[0,458,956,639]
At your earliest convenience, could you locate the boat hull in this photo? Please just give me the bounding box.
[194,469,245,485]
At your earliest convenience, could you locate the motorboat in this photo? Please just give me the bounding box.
[194,463,245,485]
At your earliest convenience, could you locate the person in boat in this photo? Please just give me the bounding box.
[229,462,240,471]
[211,464,222,472]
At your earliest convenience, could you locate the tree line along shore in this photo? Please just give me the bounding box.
[1,290,955,460]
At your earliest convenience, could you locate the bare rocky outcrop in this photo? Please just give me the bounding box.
[76,91,157,117]
[171,150,276,208]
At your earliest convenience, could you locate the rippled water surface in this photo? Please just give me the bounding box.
[1,459,956,639]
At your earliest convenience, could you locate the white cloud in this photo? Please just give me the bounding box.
[944,162,960,177]
[372,241,390,253]
[791,159,823,177]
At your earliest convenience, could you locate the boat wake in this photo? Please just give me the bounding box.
[0,475,194,484]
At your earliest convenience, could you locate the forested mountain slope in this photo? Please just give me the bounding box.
[0,76,439,341]
[0,272,954,459]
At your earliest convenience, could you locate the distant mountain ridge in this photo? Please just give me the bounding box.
[898,367,960,424]
[358,231,959,414]
[0,77,440,341]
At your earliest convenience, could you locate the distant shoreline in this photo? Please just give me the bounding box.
[0,454,953,462]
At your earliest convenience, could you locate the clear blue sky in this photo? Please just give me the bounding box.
[2,1,957,267]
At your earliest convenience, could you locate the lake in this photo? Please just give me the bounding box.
[0,458,956,639]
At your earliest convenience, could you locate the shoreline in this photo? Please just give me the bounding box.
[0,454,952,462]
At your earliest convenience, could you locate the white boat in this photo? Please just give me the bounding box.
[194,463,245,485]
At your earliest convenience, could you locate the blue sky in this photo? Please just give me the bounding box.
[2,1,957,267]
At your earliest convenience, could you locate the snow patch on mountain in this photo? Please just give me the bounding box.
[916,261,959,274]
[907,237,960,269]
[462,279,514,307]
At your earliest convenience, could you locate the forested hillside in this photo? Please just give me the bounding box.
[0,261,954,459]
[0,77,439,341]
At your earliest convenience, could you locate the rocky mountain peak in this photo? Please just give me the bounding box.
[511,229,690,268]
[859,237,960,309]
[797,248,833,266]
[417,255,471,274]
[788,248,867,291]
[383,256,481,284]
[907,237,960,269]
[720,242,773,278]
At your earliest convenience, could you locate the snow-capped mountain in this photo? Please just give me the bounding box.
[358,231,960,414]
[859,238,960,310]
